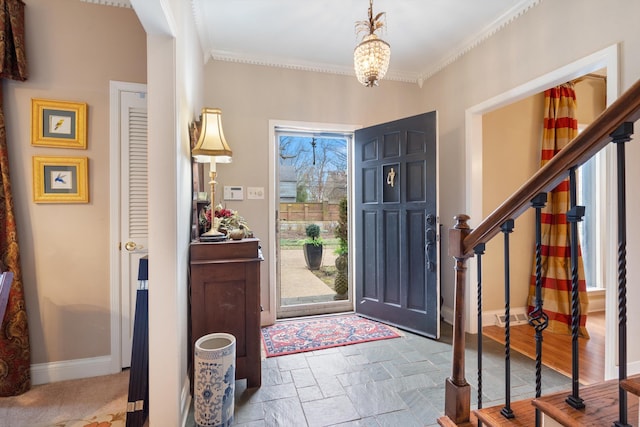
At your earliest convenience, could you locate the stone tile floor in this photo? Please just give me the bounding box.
[187,321,571,426]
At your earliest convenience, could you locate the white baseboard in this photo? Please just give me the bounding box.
[180,376,192,427]
[628,360,640,377]
[587,288,606,313]
[31,355,118,386]
[441,304,454,325]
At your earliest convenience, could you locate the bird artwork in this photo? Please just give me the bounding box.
[54,118,65,131]
[54,173,66,184]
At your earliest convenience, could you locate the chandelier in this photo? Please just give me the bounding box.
[353,0,390,87]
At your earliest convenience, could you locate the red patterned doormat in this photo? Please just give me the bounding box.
[261,314,401,357]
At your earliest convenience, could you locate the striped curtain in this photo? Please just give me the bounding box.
[527,83,589,337]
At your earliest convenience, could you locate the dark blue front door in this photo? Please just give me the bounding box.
[354,111,439,338]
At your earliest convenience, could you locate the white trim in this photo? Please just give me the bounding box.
[130,0,176,37]
[629,361,640,378]
[180,377,192,427]
[435,110,442,339]
[80,0,131,7]
[31,356,115,386]
[464,45,619,377]
[267,120,359,324]
[441,304,454,326]
[587,288,606,313]
[209,50,419,85]
[420,0,541,81]
[109,81,148,374]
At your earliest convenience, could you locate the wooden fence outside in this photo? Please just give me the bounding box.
[279,202,340,222]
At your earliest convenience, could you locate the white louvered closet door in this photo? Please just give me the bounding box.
[120,91,148,368]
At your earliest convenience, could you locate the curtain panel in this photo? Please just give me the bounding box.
[0,0,30,396]
[527,83,590,338]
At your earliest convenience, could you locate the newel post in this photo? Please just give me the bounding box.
[445,214,473,423]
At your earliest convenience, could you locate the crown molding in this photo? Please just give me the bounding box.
[208,50,420,85]
[417,0,542,81]
[80,0,132,8]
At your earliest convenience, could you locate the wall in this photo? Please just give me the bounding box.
[418,0,640,364]
[3,0,146,367]
[204,61,425,320]
[130,0,205,423]
[482,94,543,312]
[480,77,606,315]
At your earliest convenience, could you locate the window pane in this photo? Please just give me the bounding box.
[577,156,597,288]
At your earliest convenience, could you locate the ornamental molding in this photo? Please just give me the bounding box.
[80,0,132,8]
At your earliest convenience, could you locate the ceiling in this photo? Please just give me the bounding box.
[84,0,541,86]
[191,0,541,85]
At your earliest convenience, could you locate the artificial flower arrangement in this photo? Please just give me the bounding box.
[199,203,252,237]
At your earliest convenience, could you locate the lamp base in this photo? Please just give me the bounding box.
[200,227,227,243]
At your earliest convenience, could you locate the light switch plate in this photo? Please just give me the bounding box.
[223,186,244,200]
[247,187,265,199]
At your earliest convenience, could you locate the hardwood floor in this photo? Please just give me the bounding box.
[483,311,605,385]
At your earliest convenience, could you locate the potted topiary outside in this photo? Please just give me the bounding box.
[333,198,348,300]
[303,224,323,270]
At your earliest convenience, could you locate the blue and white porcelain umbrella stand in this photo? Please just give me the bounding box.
[194,332,236,427]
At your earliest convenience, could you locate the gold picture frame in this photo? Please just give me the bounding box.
[33,156,89,203]
[31,98,87,149]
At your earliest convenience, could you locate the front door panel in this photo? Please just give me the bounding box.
[354,111,439,338]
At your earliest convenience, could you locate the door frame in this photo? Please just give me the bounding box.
[267,120,360,325]
[463,44,620,379]
[109,80,148,371]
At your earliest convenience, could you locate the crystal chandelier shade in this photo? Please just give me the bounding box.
[353,0,390,87]
[354,34,391,87]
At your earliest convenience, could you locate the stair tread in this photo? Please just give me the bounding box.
[473,399,534,427]
[533,378,638,427]
[621,374,640,397]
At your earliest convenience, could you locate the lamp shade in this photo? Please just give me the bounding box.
[354,34,391,87]
[192,108,232,163]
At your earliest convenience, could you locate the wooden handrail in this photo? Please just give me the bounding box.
[462,78,640,256]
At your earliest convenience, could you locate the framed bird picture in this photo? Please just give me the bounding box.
[31,98,87,149]
[32,156,89,203]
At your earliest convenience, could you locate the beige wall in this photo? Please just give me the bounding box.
[418,0,639,360]
[204,61,425,316]
[480,77,607,314]
[482,94,543,312]
[3,0,146,364]
[137,0,206,423]
[576,74,608,124]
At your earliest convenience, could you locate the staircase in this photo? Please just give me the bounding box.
[438,77,640,427]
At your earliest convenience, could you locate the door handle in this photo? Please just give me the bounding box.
[425,228,436,272]
[124,241,144,252]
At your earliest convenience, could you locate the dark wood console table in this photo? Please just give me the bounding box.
[189,238,262,388]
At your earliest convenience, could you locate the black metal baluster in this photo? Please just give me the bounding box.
[566,167,586,410]
[475,243,486,427]
[528,193,549,427]
[500,219,515,419]
[612,122,633,427]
